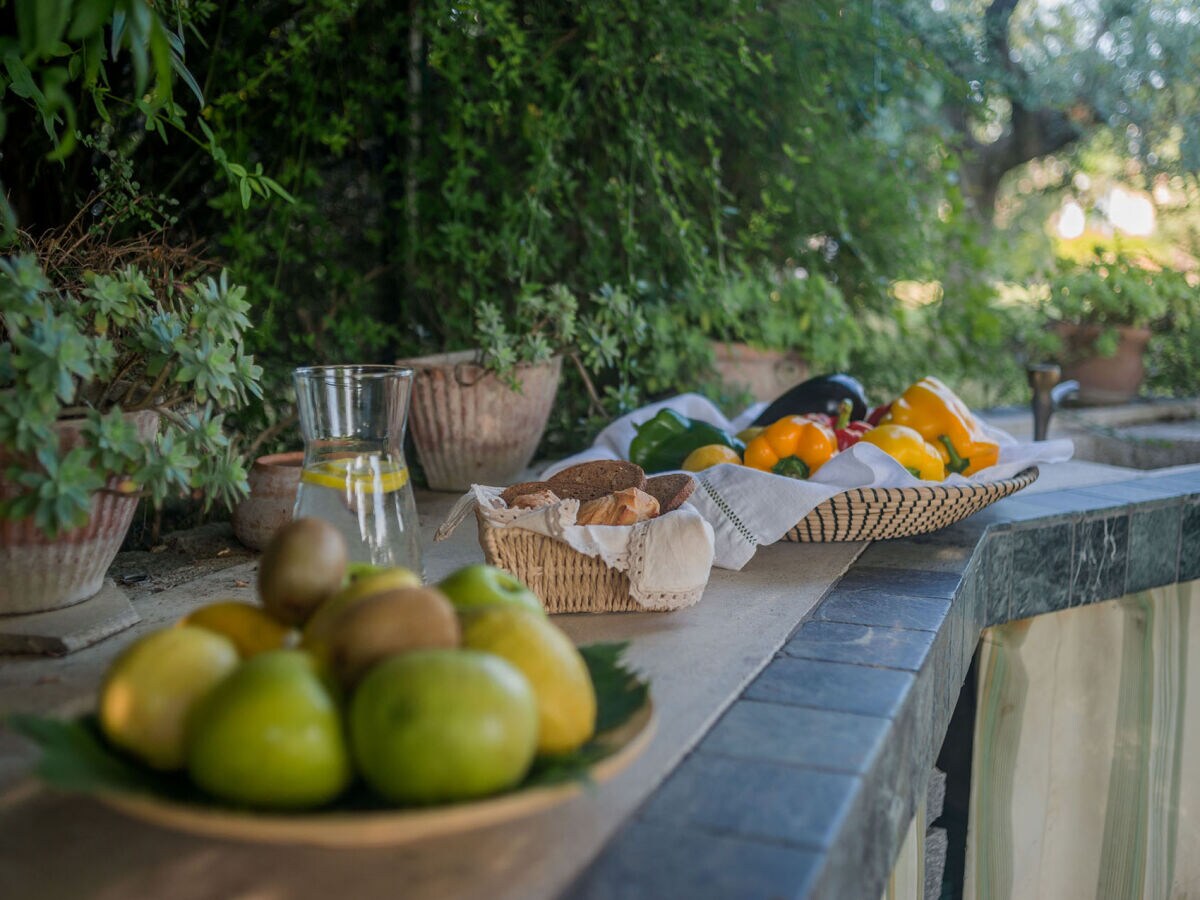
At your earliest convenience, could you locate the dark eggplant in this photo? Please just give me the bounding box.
[752,373,869,426]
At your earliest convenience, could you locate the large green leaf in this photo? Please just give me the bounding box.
[6,641,649,812]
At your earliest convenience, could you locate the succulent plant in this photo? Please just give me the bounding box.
[0,252,263,536]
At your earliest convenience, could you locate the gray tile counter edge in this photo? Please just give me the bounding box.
[565,467,1200,900]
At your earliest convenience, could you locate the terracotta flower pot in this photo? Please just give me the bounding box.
[711,341,808,403]
[0,410,159,615]
[1054,323,1152,405]
[232,451,304,551]
[397,351,563,492]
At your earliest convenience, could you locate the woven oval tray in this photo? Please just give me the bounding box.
[784,466,1039,542]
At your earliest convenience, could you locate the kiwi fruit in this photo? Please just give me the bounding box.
[326,586,461,686]
[258,518,349,626]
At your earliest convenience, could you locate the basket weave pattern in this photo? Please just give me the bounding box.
[475,512,643,613]
[785,467,1038,542]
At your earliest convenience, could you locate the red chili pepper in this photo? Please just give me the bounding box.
[832,399,872,450]
[866,403,892,427]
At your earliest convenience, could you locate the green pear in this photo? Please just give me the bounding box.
[186,650,351,809]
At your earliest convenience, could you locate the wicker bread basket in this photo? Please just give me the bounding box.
[475,509,645,613]
[785,466,1039,542]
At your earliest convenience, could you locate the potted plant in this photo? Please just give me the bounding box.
[700,267,861,402]
[398,285,575,491]
[1043,249,1188,404]
[0,242,263,614]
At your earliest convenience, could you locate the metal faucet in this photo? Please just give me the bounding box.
[1027,364,1079,441]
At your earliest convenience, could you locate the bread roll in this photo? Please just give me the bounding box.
[576,487,660,526]
[510,489,561,510]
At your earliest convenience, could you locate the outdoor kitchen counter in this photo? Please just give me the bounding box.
[3,461,1198,900]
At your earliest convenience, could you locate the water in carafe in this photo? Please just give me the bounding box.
[291,366,423,576]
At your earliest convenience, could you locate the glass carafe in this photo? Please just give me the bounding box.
[292,365,423,576]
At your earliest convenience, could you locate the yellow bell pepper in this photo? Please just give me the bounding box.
[743,416,836,479]
[883,377,999,475]
[682,444,742,471]
[859,425,947,481]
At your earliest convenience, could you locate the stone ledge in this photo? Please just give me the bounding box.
[567,464,1200,900]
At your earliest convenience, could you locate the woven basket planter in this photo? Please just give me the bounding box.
[0,410,159,614]
[475,510,644,613]
[398,351,562,492]
[784,467,1038,542]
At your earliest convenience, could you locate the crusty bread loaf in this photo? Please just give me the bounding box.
[576,487,660,526]
[509,489,560,510]
[643,473,697,513]
[500,481,552,506]
[546,460,647,502]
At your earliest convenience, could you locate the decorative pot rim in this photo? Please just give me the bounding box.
[396,349,563,372]
[251,450,305,469]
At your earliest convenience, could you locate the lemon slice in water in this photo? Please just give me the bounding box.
[300,458,409,493]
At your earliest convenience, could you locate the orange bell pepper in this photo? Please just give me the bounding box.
[743,416,836,479]
[883,377,999,475]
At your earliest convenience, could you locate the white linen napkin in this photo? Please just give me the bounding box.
[435,485,716,611]
[543,393,1074,570]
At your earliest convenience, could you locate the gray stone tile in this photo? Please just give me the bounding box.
[959,562,984,674]
[1180,501,1200,583]
[983,495,1079,525]
[1035,488,1130,515]
[855,539,973,574]
[927,768,947,826]
[640,753,858,850]
[925,616,958,756]
[984,531,1013,625]
[1142,471,1200,497]
[834,566,963,599]
[812,672,932,900]
[783,620,936,672]
[1009,522,1073,619]
[745,657,914,719]
[704,700,889,776]
[1074,479,1186,504]
[1127,505,1181,593]
[567,820,822,900]
[812,589,951,632]
[1071,513,1130,606]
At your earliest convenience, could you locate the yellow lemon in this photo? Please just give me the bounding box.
[460,606,596,755]
[99,626,240,770]
[681,443,742,472]
[184,601,294,658]
[300,457,409,493]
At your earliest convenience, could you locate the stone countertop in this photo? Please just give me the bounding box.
[3,461,1197,900]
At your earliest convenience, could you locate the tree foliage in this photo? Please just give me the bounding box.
[899,0,1200,215]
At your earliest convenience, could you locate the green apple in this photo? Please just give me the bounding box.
[98,626,240,770]
[186,650,351,809]
[349,649,538,804]
[437,564,544,616]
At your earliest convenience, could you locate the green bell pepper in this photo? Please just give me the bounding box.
[628,409,745,473]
